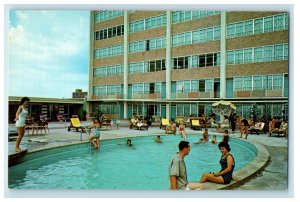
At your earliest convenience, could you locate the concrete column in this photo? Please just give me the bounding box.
[220,11,227,99]
[123,11,129,119]
[87,11,94,114]
[165,11,172,119]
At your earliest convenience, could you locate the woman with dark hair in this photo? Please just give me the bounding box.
[200,142,235,184]
[14,97,30,152]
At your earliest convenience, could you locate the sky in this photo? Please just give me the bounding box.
[8,10,90,98]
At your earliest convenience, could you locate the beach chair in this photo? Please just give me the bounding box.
[250,122,265,135]
[68,118,82,132]
[270,122,288,137]
[160,118,170,129]
[191,119,202,130]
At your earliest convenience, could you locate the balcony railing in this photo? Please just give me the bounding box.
[234,90,283,98]
[172,92,215,99]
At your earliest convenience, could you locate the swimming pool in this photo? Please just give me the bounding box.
[8,135,257,189]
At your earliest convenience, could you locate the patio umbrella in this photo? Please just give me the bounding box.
[212,100,236,116]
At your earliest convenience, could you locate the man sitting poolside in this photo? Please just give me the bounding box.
[166,120,177,135]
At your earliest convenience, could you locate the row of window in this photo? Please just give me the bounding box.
[172,52,220,69]
[94,25,124,41]
[96,104,120,115]
[172,25,221,47]
[93,74,285,95]
[94,11,124,23]
[94,44,124,59]
[172,11,221,24]
[93,85,123,95]
[234,74,284,91]
[129,59,166,74]
[129,14,167,33]
[94,64,124,77]
[129,36,166,53]
[227,13,288,39]
[132,82,162,94]
[227,43,288,65]
[176,79,214,93]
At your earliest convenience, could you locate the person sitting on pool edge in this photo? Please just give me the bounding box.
[200,141,235,185]
[166,120,176,135]
[155,135,162,143]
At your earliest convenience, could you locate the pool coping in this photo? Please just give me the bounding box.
[8,133,270,190]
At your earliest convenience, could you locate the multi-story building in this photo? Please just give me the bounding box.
[87,10,289,121]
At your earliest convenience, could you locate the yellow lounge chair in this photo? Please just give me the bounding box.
[68,118,82,132]
[160,118,170,129]
[191,119,202,130]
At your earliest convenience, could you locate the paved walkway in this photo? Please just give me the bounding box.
[7,121,288,190]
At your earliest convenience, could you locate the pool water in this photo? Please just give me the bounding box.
[8,135,256,189]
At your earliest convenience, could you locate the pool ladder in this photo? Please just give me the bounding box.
[80,126,92,153]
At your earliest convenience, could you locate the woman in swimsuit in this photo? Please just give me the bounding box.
[200,142,235,184]
[178,122,187,140]
[14,97,31,152]
[87,118,101,149]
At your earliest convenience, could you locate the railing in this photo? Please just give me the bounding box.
[234,90,283,98]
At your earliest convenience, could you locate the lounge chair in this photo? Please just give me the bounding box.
[250,122,265,135]
[68,118,82,132]
[270,122,288,137]
[191,119,202,130]
[160,118,170,129]
[102,119,112,130]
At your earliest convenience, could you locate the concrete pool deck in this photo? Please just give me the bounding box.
[7,121,288,190]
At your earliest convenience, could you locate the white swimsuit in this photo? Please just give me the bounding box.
[15,106,28,127]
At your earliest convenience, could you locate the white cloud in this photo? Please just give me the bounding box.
[8,10,89,98]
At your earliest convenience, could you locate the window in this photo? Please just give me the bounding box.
[191,80,198,92]
[183,80,191,93]
[199,29,206,42]
[199,80,205,92]
[227,23,235,38]
[253,76,262,90]
[192,55,198,67]
[254,47,264,62]
[205,79,213,92]
[244,76,253,91]
[244,48,253,63]
[235,22,244,37]
[284,44,288,60]
[234,77,243,91]
[263,75,273,90]
[274,14,285,31]
[206,27,213,41]
[264,46,274,61]
[178,57,184,69]
[199,55,206,67]
[264,16,274,32]
[193,30,200,43]
[244,20,253,35]
[214,26,221,40]
[150,61,155,72]
[206,53,214,66]
[227,51,235,64]
[273,75,283,90]
[235,49,244,64]
[177,81,184,93]
[254,18,263,34]
[156,60,162,71]
[162,60,166,71]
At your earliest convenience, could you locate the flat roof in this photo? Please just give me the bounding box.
[9,96,84,104]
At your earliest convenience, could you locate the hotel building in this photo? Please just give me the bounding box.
[87,11,289,120]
